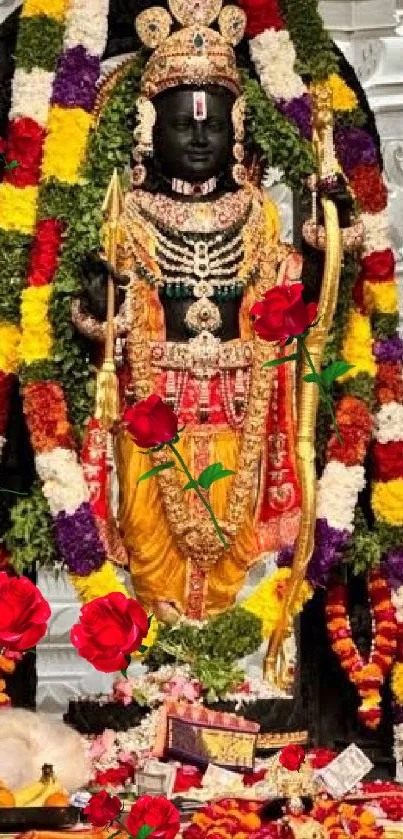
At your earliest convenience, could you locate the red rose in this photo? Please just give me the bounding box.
[70,591,149,673]
[126,795,180,839]
[84,790,122,828]
[251,283,317,343]
[124,395,179,449]
[238,0,284,37]
[279,744,306,772]
[0,572,51,652]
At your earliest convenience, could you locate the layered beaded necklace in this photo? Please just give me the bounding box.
[139,204,250,336]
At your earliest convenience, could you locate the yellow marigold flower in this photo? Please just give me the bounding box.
[363,281,399,315]
[21,0,69,21]
[372,479,403,527]
[0,183,38,235]
[70,562,128,602]
[20,285,53,364]
[392,663,403,703]
[340,310,376,379]
[42,106,93,185]
[0,324,21,374]
[242,568,313,638]
[325,74,358,111]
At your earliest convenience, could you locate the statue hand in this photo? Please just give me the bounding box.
[80,253,129,323]
[319,173,353,229]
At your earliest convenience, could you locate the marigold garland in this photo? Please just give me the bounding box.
[326,570,397,728]
[242,567,313,639]
[313,797,384,839]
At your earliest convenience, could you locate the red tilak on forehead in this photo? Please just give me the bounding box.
[193,90,208,120]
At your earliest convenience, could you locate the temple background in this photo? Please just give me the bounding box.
[0,0,402,764]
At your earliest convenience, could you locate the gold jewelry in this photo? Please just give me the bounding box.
[132,96,157,188]
[231,95,247,186]
[136,0,246,99]
[125,186,276,568]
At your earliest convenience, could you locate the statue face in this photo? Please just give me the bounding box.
[153,85,235,183]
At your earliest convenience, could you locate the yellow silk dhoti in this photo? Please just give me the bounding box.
[116,425,259,617]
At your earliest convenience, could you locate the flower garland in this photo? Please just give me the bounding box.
[313,797,385,839]
[0,0,70,463]
[7,0,154,650]
[325,570,397,729]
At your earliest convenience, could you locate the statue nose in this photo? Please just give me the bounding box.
[192,121,208,146]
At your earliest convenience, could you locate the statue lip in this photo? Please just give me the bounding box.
[187,150,212,160]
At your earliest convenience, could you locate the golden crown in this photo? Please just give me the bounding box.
[136,0,246,99]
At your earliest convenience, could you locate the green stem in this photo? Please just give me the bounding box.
[167,441,229,550]
[297,337,343,445]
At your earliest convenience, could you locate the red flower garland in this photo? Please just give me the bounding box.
[375,362,403,405]
[326,396,372,467]
[350,164,388,214]
[360,249,395,283]
[326,571,397,729]
[27,219,64,287]
[238,0,285,37]
[23,381,75,453]
[313,798,384,839]
[3,117,45,188]
[373,441,403,482]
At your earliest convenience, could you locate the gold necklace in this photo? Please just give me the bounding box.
[125,186,277,568]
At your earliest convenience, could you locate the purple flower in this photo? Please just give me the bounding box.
[382,549,403,591]
[334,128,377,177]
[276,93,312,140]
[55,502,106,575]
[307,519,350,588]
[52,46,101,112]
[374,336,403,363]
[278,545,294,568]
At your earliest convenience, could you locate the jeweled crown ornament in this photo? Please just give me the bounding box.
[136,0,246,99]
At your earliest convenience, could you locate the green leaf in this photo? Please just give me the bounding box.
[135,826,155,839]
[198,463,235,491]
[303,373,320,383]
[182,479,197,492]
[147,614,154,627]
[262,352,299,369]
[321,361,355,389]
[120,654,132,679]
[138,645,148,654]
[137,461,175,485]
[5,160,19,170]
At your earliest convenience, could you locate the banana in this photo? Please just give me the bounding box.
[14,765,64,808]
[14,781,47,807]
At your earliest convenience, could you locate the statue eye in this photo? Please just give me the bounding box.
[172,117,192,130]
[207,118,224,131]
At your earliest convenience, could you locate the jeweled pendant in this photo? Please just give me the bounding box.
[185,295,221,334]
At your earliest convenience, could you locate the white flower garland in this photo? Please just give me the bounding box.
[375,402,403,444]
[361,210,391,256]
[9,68,54,127]
[64,0,109,54]
[316,462,366,533]
[249,28,306,102]
[36,448,89,516]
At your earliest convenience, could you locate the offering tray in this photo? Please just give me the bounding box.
[0,807,81,834]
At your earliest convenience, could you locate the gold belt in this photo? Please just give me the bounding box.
[150,332,253,380]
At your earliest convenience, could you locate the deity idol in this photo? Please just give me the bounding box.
[72,0,348,627]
